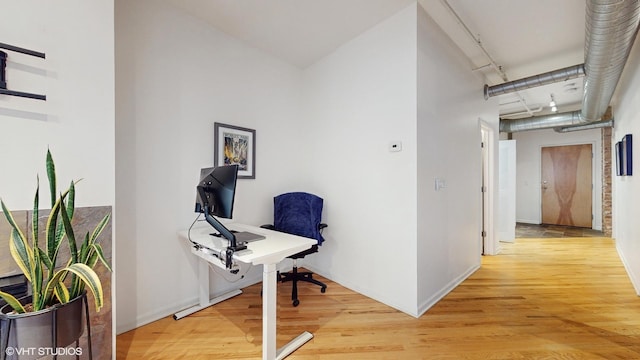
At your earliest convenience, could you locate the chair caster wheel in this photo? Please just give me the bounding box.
[321,287,326,293]
[293,299,300,307]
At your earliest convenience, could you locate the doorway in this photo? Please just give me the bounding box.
[480,120,496,255]
[541,144,593,228]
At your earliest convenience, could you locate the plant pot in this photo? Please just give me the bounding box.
[0,292,85,360]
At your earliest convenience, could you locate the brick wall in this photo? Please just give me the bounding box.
[602,127,613,237]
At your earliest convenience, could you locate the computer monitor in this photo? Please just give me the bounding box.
[195,164,246,252]
[195,165,238,218]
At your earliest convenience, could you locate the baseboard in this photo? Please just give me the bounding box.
[116,274,263,335]
[616,242,640,296]
[301,264,419,318]
[516,219,540,224]
[417,263,481,317]
[116,296,203,335]
[304,262,482,319]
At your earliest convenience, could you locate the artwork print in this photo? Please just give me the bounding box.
[224,131,249,170]
[214,122,256,179]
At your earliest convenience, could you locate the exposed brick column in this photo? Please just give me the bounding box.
[602,126,613,237]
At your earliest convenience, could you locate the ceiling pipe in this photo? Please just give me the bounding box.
[581,0,640,121]
[554,119,614,133]
[439,0,536,116]
[440,0,507,81]
[499,110,583,132]
[499,105,544,119]
[484,64,585,99]
[499,0,640,133]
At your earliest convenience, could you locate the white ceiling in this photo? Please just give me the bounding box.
[166,0,589,118]
[167,0,416,68]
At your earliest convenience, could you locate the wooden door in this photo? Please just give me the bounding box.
[541,144,592,227]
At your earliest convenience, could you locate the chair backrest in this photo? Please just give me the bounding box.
[274,192,324,244]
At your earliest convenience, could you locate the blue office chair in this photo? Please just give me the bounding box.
[262,192,327,306]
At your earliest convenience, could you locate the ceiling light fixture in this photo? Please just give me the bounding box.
[549,94,557,112]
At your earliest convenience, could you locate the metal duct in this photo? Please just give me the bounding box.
[499,0,640,133]
[484,64,585,99]
[499,111,583,132]
[554,119,614,133]
[582,0,640,121]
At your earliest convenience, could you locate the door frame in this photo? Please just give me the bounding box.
[480,119,497,255]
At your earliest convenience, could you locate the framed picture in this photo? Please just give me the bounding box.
[214,122,256,179]
[622,134,633,176]
[615,141,623,176]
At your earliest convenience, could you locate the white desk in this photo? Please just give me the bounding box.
[175,223,317,360]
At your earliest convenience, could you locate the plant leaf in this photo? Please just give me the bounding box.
[37,247,53,270]
[66,180,75,221]
[32,175,39,250]
[88,244,113,271]
[1,200,29,248]
[80,232,90,264]
[45,263,104,312]
[8,228,34,283]
[90,213,111,245]
[32,247,43,311]
[46,148,56,208]
[60,195,78,264]
[0,291,26,314]
[54,283,70,305]
[45,195,63,263]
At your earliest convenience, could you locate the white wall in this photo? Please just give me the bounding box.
[0,1,115,208]
[115,0,304,333]
[416,4,499,315]
[301,4,419,315]
[0,1,115,357]
[513,128,602,230]
[610,34,640,294]
[301,3,500,317]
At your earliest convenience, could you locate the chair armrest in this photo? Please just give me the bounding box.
[319,223,328,230]
[261,224,276,230]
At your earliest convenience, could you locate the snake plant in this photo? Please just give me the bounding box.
[0,149,111,313]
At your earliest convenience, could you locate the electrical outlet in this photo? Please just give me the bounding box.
[389,141,402,152]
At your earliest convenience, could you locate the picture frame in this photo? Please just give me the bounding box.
[615,141,623,176]
[214,122,256,179]
[622,134,632,176]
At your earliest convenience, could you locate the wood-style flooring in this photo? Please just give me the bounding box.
[116,237,640,359]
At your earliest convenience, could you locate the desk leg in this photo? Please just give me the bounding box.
[173,257,242,320]
[263,263,313,360]
[263,263,277,360]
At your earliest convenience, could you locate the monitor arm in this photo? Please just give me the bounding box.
[197,185,247,268]
[202,209,247,268]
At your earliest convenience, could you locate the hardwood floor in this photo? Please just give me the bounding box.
[117,237,640,359]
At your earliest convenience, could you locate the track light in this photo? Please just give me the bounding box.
[549,94,557,112]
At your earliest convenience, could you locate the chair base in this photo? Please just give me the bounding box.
[279,266,327,307]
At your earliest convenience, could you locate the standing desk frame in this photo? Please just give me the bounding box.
[176,223,316,360]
